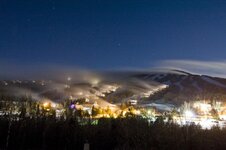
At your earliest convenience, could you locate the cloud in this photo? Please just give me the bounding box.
[0,61,102,82]
[2,59,226,80]
[157,60,226,78]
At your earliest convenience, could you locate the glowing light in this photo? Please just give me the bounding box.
[147,110,151,115]
[91,79,99,85]
[199,118,214,129]
[85,98,90,102]
[136,110,141,115]
[173,116,177,120]
[43,102,49,108]
[67,77,71,81]
[70,104,75,109]
[184,110,194,118]
[112,113,117,118]
[51,103,57,108]
[200,104,210,112]
[78,92,83,96]
[220,115,226,120]
[122,111,126,116]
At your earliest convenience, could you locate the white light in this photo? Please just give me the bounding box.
[91,79,99,85]
[136,110,141,115]
[184,110,194,118]
[51,103,57,108]
[148,110,151,115]
[67,77,71,81]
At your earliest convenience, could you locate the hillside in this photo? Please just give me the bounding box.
[1,70,226,105]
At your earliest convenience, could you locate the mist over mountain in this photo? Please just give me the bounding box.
[1,69,226,105]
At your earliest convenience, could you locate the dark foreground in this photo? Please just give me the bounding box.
[1,117,226,150]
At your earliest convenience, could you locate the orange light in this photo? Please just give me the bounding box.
[43,102,49,108]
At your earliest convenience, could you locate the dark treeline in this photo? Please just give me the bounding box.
[1,117,226,150]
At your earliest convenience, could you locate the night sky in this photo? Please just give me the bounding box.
[1,0,226,69]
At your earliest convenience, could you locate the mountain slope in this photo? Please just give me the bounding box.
[1,70,226,105]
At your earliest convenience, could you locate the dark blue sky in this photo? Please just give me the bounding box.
[1,0,226,69]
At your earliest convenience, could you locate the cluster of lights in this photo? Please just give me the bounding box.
[10,94,226,129]
[42,101,58,110]
[184,110,194,118]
